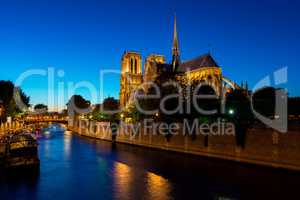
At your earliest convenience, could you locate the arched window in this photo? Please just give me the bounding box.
[134,58,138,74]
[130,58,134,73]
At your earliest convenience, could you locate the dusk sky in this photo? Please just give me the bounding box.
[0,0,299,110]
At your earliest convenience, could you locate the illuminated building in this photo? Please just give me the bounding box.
[120,16,238,108]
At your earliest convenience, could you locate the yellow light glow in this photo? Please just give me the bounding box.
[114,162,132,199]
[147,172,172,200]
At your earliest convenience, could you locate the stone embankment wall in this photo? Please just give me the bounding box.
[68,119,300,171]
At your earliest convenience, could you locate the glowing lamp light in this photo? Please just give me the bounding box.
[228,109,235,115]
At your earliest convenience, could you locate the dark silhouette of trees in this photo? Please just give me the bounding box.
[288,97,300,115]
[66,95,91,119]
[92,97,120,122]
[103,97,120,123]
[188,81,220,120]
[226,89,254,148]
[0,80,30,122]
[252,87,276,117]
[91,104,107,121]
[103,97,119,114]
[102,97,120,142]
[34,104,48,112]
[67,95,90,110]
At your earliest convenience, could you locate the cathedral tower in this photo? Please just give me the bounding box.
[119,51,143,107]
[143,54,165,83]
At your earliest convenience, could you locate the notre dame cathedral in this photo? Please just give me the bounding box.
[119,16,227,108]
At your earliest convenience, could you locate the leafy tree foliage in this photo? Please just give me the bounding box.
[102,97,119,122]
[91,104,107,121]
[226,89,254,148]
[103,97,119,113]
[135,71,220,123]
[66,95,91,117]
[34,104,48,112]
[123,104,142,123]
[252,87,276,117]
[0,80,30,121]
[92,97,119,122]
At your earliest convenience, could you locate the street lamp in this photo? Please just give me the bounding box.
[228,109,235,115]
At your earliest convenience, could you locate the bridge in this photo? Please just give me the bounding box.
[0,115,68,136]
[23,115,68,124]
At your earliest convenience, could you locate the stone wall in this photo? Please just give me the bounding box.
[68,119,300,171]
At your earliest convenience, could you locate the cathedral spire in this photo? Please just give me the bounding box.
[172,14,180,71]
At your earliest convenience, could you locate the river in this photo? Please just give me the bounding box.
[0,124,299,200]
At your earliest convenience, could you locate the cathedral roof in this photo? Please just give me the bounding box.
[178,53,220,72]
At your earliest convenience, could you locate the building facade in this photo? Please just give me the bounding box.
[119,17,227,108]
[119,52,143,107]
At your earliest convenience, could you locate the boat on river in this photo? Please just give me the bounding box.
[4,133,40,168]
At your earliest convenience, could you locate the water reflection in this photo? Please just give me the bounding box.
[113,162,132,200]
[147,172,172,200]
[113,161,173,200]
[63,131,72,158]
[1,124,299,200]
[42,138,51,158]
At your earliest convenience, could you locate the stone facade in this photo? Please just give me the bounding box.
[119,17,226,108]
[143,54,166,85]
[184,66,222,96]
[119,52,143,107]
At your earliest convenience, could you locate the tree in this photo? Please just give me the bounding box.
[66,95,91,119]
[92,98,120,122]
[34,104,48,113]
[124,104,142,123]
[67,95,90,110]
[252,87,276,117]
[288,97,300,115]
[102,97,119,121]
[226,89,254,148]
[91,104,108,121]
[186,80,220,121]
[101,97,120,143]
[139,70,183,122]
[0,80,30,121]
[103,97,119,113]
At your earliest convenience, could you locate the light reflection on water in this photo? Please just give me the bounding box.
[147,172,172,200]
[113,161,172,200]
[63,131,72,158]
[113,162,132,200]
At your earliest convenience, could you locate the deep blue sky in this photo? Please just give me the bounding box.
[0,0,299,110]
